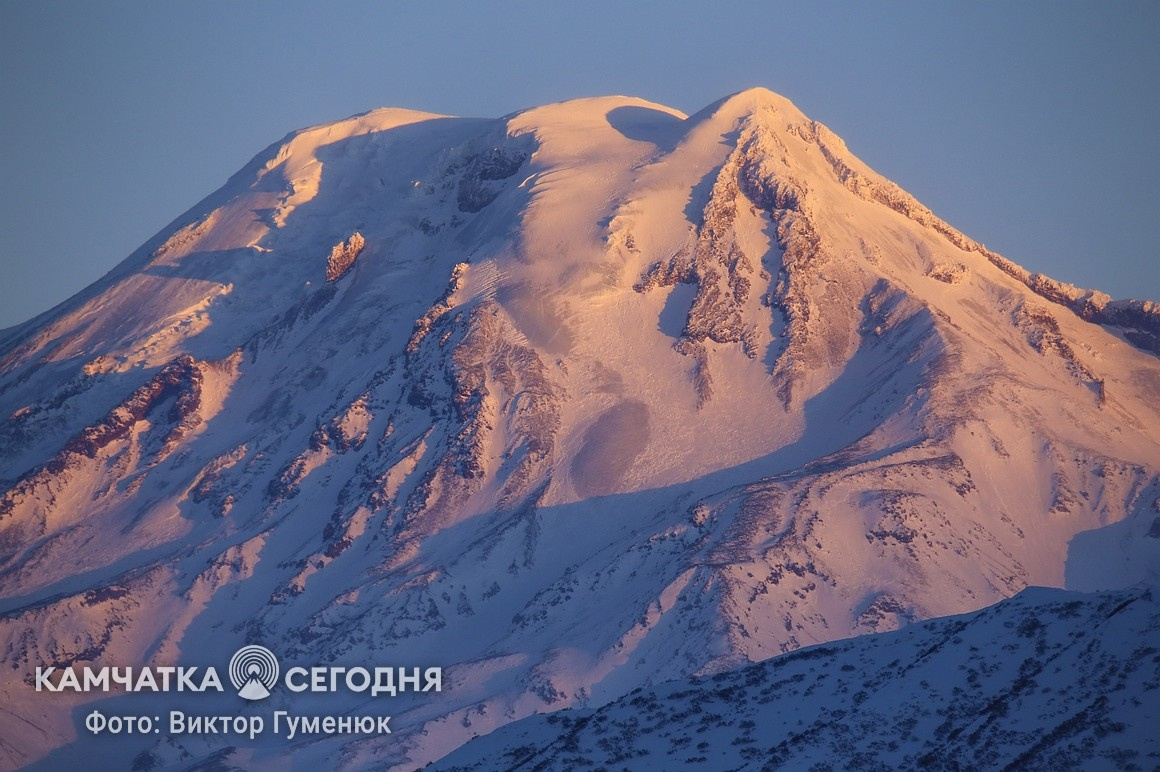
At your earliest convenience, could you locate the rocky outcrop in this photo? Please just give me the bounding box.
[0,355,203,527]
[457,148,528,213]
[326,232,365,281]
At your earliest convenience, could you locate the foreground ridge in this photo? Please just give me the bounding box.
[435,586,1160,771]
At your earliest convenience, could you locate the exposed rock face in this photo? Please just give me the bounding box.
[0,90,1157,771]
[457,147,528,213]
[0,354,204,542]
[326,231,366,281]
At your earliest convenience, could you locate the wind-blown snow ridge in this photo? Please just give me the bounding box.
[0,89,1158,771]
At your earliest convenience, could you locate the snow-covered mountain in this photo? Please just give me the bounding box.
[1,88,1158,770]
[434,584,1160,771]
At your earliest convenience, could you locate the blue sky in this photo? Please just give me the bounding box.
[2,1,1157,329]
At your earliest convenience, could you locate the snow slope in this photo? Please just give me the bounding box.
[435,585,1160,771]
[1,89,1158,770]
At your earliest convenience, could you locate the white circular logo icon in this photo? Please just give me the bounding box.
[229,645,279,701]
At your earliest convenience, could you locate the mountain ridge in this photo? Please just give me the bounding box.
[433,583,1160,772]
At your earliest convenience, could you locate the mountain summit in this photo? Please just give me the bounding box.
[2,90,1158,770]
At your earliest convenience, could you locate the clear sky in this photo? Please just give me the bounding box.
[2,1,1157,330]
